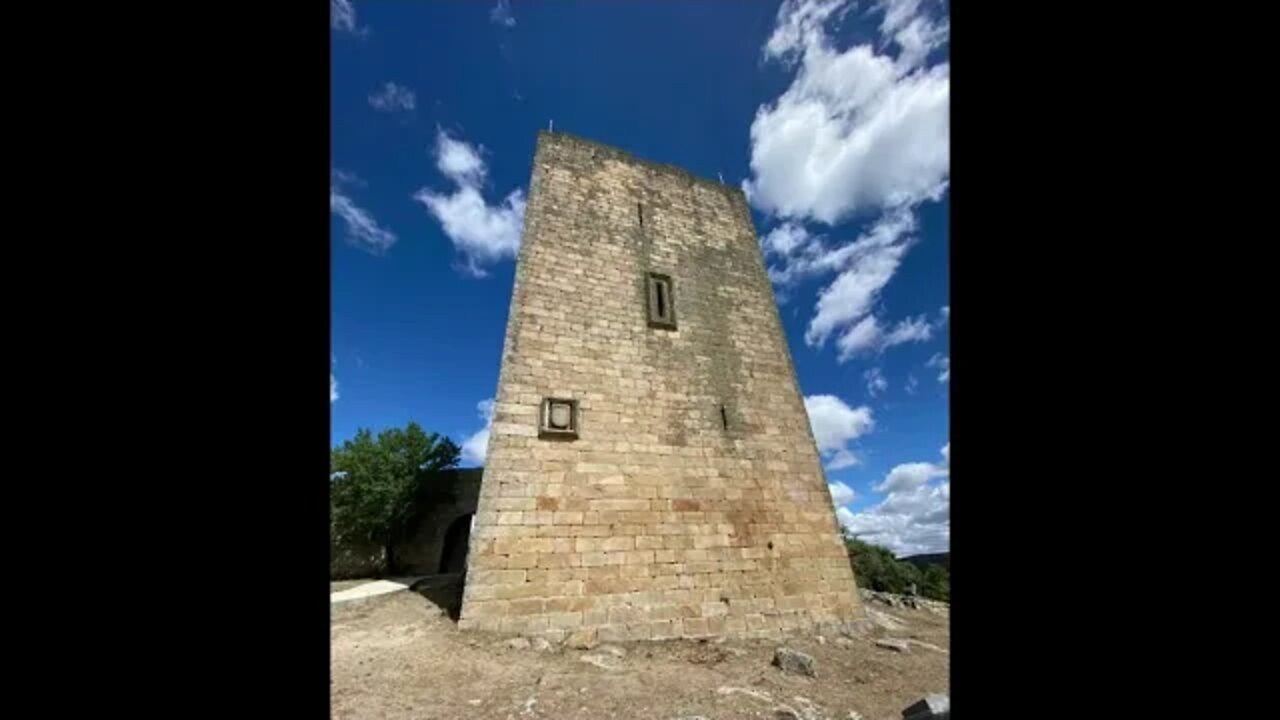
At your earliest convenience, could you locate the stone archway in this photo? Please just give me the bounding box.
[438,513,473,574]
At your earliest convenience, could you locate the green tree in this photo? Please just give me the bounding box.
[920,564,949,602]
[330,422,461,574]
[844,533,947,600]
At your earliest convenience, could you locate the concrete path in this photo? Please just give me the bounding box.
[330,577,426,604]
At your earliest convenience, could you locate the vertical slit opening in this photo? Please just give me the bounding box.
[656,281,666,318]
[720,405,728,430]
[638,202,644,227]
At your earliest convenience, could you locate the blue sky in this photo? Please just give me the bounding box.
[331,0,949,556]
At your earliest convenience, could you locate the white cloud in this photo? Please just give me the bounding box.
[835,312,934,359]
[368,82,415,112]
[331,171,397,255]
[844,441,950,555]
[330,373,339,403]
[750,0,948,365]
[927,352,949,383]
[331,0,365,34]
[804,207,916,349]
[490,0,516,27]
[828,480,856,507]
[864,367,888,398]
[414,130,526,277]
[745,0,949,225]
[883,314,933,346]
[460,399,495,466]
[878,0,950,72]
[435,131,487,186]
[836,506,857,532]
[905,374,919,395]
[762,222,811,257]
[804,394,874,470]
[875,461,945,493]
[939,305,949,321]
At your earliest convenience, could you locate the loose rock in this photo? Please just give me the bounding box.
[507,637,531,650]
[834,637,855,649]
[532,638,555,653]
[902,693,949,719]
[772,647,817,677]
[564,629,598,650]
[875,638,911,653]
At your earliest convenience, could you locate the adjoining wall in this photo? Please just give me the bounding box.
[459,131,862,642]
[330,468,483,579]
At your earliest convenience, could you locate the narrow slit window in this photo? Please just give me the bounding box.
[638,202,644,227]
[720,405,728,430]
[646,272,676,329]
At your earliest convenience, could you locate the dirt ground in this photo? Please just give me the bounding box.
[331,580,948,720]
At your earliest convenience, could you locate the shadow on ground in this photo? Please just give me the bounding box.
[410,573,465,621]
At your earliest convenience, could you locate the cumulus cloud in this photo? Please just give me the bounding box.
[414,130,527,277]
[745,0,949,224]
[804,394,874,470]
[750,0,949,365]
[762,222,812,258]
[490,0,516,27]
[330,373,339,403]
[927,352,950,383]
[331,170,397,255]
[368,82,415,112]
[828,480,856,507]
[460,399,495,466]
[875,461,945,493]
[842,441,950,555]
[864,367,888,398]
[802,207,916,346]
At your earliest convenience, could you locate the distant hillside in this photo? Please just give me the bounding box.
[899,552,949,571]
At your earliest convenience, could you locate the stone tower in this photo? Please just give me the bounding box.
[458,131,862,642]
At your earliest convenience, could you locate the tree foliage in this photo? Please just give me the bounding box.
[330,422,460,573]
[844,534,949,602]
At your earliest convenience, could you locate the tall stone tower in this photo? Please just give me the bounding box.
[458,131,862,642]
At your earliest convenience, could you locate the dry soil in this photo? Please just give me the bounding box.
[331,579,948,720]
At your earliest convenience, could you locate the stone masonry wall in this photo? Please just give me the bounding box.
[458,131,862,642]
[330,468,482,579]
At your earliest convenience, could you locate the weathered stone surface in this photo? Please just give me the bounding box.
[866,609,908,632]
[564,628,598,650]
[772,647,817,677]
[596,644,626,658]
[507,637,531,650]
[531,637,555,653]
[458,131,863,639]
[834,637,855,649]
[902,693,949,719]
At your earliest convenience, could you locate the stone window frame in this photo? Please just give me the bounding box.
[538,397,579,440]
[646,272,677,330]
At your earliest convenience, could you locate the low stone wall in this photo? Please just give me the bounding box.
[330,468,483,579]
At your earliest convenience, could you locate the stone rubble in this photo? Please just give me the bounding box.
[773,647,817,677]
